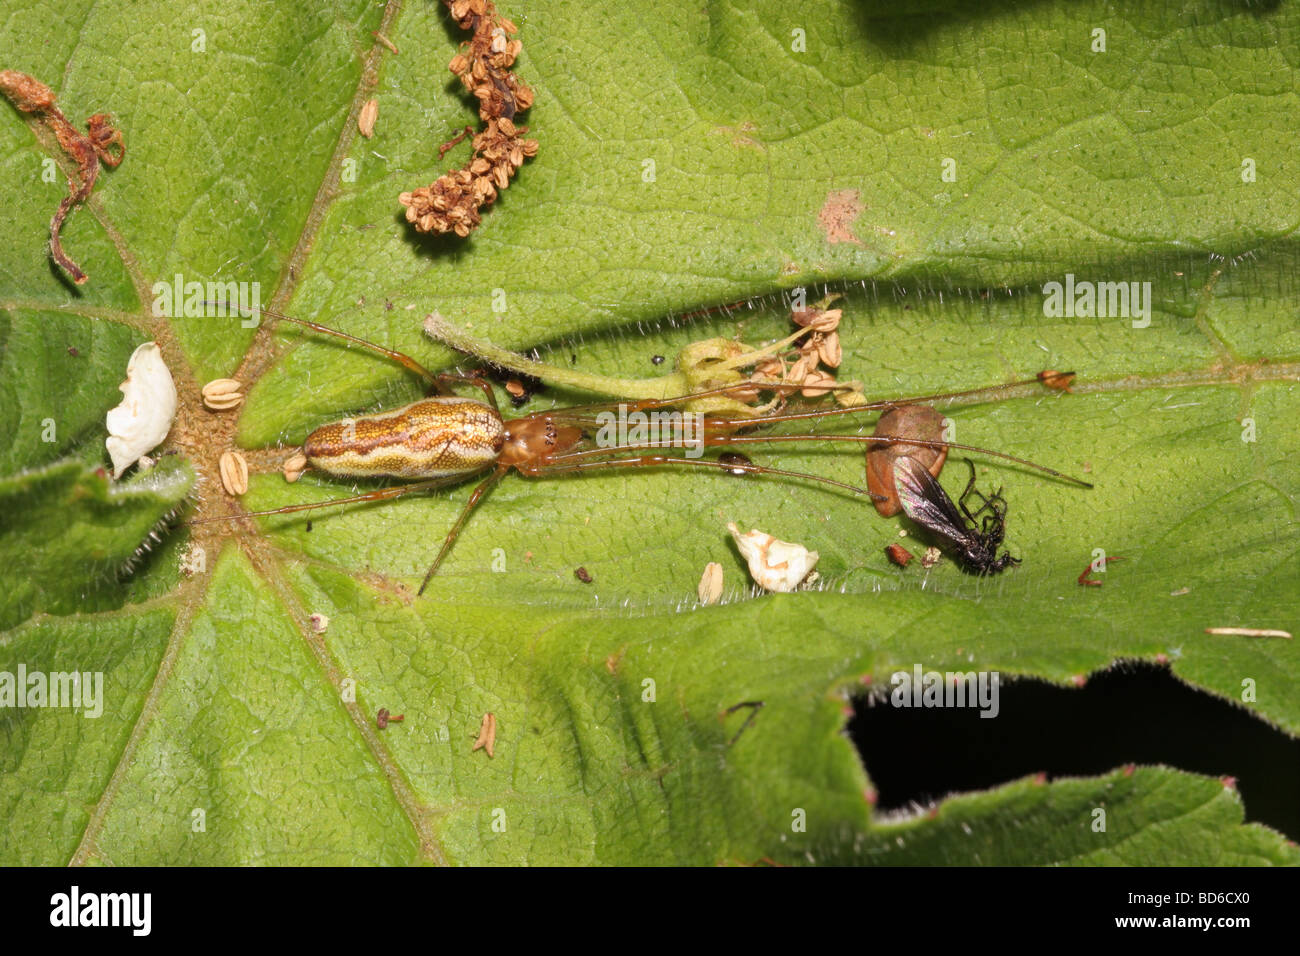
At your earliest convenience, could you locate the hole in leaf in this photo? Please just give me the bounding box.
[849,660,1300,840]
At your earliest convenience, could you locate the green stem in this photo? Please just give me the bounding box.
[424,312,688,400]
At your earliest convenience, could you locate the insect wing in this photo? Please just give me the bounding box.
[894,456,970,542]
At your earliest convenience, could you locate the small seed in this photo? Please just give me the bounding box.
[201,377,244,410]
[219,450,248,495]
[698,562,724,605]
[505,378,526,398]
[574,566,593,584]
[283,451,308,483]
[358,98,378,138]
[816,331,843,368]
[799,368,837,398]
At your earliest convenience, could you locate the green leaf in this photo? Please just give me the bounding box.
[1,0,1296,865]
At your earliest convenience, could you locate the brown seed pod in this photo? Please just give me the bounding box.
[866,405,947,517]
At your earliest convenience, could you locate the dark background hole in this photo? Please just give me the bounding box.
[848,660,1300,840]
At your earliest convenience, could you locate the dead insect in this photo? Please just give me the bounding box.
[894,458,1019,575]
[885,542,914,567]
[574,566,593,584]
[194,307,1089,595]
[651,354,665,366]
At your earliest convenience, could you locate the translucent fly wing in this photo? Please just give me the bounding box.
[894,456,968,541]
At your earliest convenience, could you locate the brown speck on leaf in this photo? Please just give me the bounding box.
[574,566,593,584]
[0,70,125,284]
[817,188,865,246]
[373,31,399,55]
[1037,369,1076,392]
[377,708,405,729]
[472,711,497,758]
[885,543,913,567]
[67,346,79,357]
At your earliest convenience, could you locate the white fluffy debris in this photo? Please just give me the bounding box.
[105,342,177,478]
[726,522,819,593]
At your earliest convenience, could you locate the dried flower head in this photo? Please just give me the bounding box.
[400,1,538,237]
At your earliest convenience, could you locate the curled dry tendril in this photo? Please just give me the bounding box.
[0,69,125,284]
